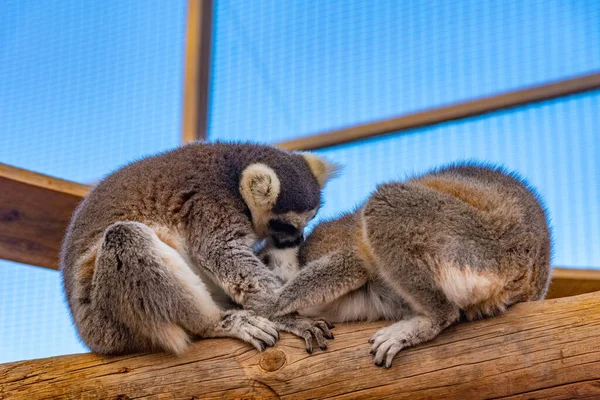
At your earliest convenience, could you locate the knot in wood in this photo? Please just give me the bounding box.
[259,349,286,372]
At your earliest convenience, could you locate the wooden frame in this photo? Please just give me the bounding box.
[182,0,214,143]
[276,72,600,151]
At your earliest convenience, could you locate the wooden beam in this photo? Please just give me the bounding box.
[0,163,89,270]
[2,291,599,399]
[546,267,600,299]
[277,71,600,151]
[182,0,214,144]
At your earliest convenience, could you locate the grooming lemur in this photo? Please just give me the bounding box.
[61,142,338,355]
[261,163,551,367]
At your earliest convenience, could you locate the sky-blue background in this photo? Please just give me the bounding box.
[0,0,598,363]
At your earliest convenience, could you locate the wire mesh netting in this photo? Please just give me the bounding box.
[0,0,187,363]
[209,0,600,143]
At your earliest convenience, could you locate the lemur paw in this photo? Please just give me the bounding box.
[222,310,280,352]
[272,314,335,353]
[369,317,436,368]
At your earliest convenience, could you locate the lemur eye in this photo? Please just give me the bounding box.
[268,219,297,234]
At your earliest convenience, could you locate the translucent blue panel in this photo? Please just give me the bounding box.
[315,90,600,269]
[0,262,87,363]
[0,0,187,183]
[0,0,186,363]
[209,0,600,143]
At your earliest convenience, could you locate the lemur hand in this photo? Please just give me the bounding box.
[271,314,335,353]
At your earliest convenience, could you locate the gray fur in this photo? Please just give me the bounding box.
[61,142,334,355]
[262,163,551,367]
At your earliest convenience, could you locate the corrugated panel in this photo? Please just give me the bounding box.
[0,0,186,183]
[209,0,599,143]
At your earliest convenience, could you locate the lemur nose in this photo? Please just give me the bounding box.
[268,219,298,234]
[271,230,304,249]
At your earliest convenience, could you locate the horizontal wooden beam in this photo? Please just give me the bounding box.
[546,267,600,299]
[277,71,600,151]
[2,291,599,399]
[0,163,89,270]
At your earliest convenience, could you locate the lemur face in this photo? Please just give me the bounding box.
[239,152,337,245]
[267,208,318,249]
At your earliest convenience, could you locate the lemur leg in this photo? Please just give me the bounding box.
[363,188,461,368]
[273,252,369,317]
[91,222,278,354]
[368,258,460,368]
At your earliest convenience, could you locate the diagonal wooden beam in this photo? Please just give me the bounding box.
[1,291,599,399]
[182,0,214,144]
[0,163,89,270]
[276,71,600,151]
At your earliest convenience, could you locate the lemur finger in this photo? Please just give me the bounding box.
[248,316,280,341]
[369,329,389,346]
[303,332,314,354]
[315,321,333,339]
[242,334,266,352]
[385,344,403,368]
[370,333,389,354]
[248,326,278,347]
[317,318,335,329]
[373,339,395,367]
[310,327,328,351]
[237,319,277,347]
[315,321,334,339]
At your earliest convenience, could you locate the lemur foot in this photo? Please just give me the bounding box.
[369,316,439,368]
[272,314,335,353]
[218,310,280,352]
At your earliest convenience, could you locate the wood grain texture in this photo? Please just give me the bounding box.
[0,163,88,269]
[547,268,600,299]
[276,71,600,151]
[182,0,213,143]
[0,163,90,198]
[2,291,599,399]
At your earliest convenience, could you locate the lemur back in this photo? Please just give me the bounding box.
[365,164,551,320]
[264,163,551,367]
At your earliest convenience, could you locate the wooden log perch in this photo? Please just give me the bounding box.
[1,291,599,399]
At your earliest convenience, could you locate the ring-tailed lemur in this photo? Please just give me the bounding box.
[61,142,338,355]
[260,163,551,367]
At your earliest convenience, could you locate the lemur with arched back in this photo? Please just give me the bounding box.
[261,163,551,367]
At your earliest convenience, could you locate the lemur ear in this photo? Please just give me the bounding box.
[240,163,280,209]
[300,153,341,188]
